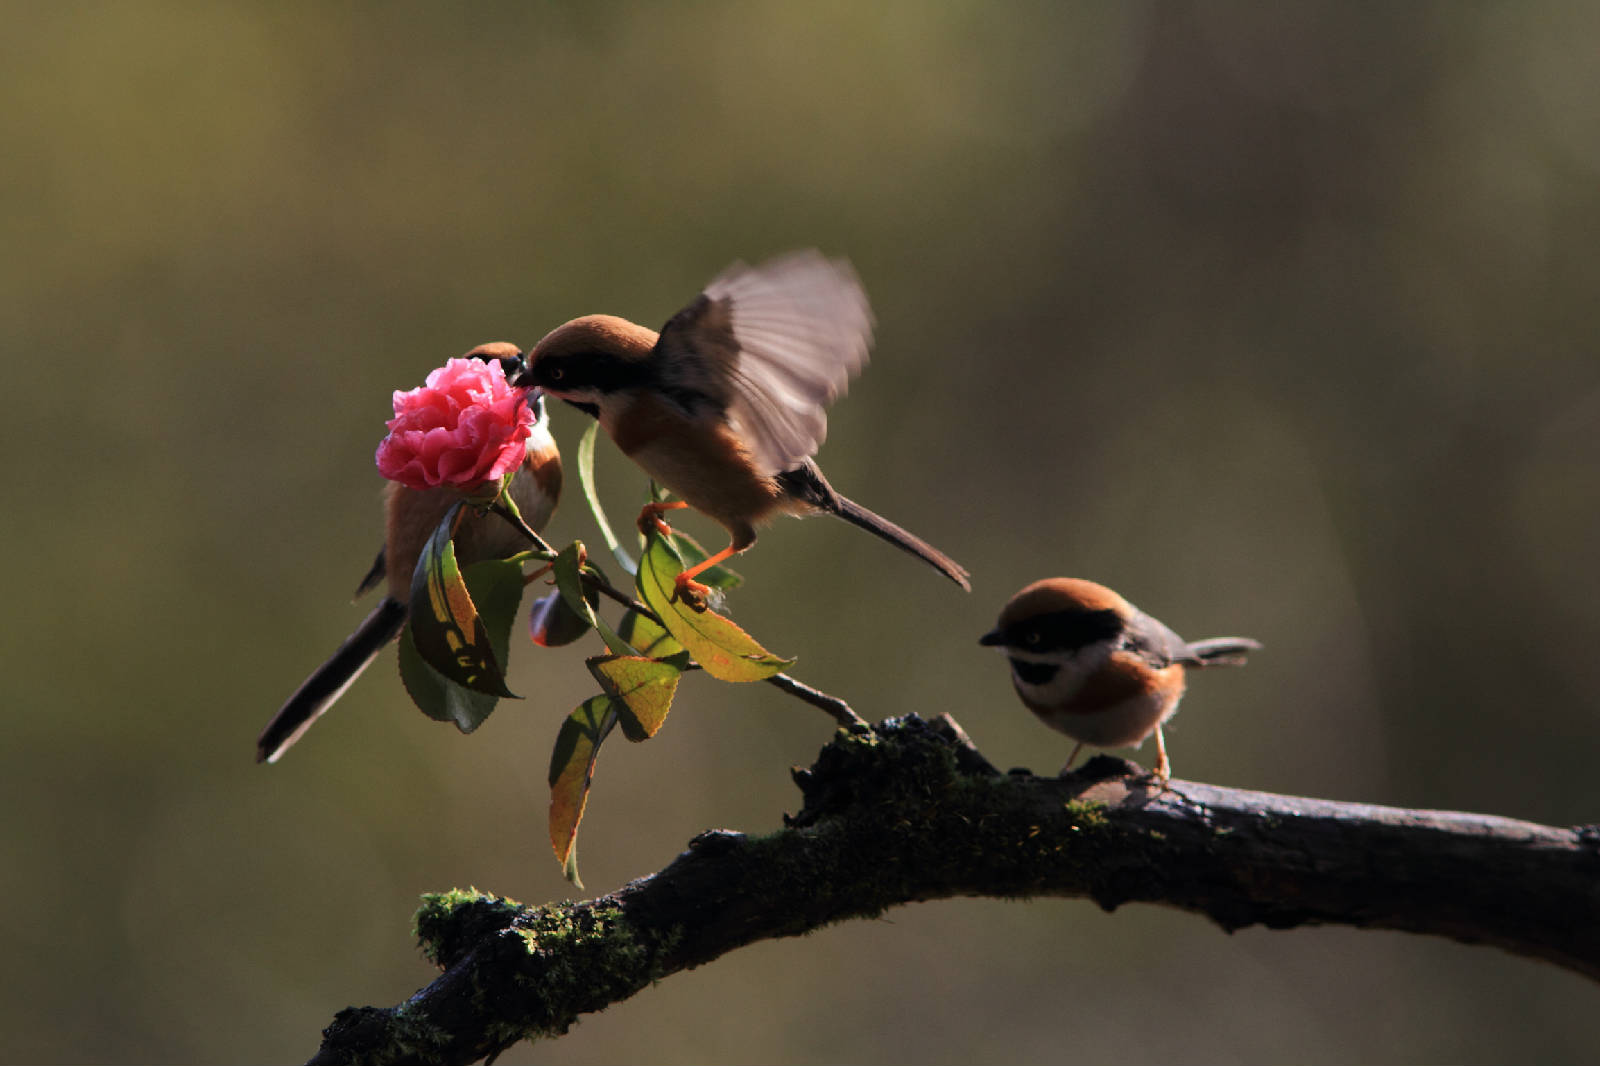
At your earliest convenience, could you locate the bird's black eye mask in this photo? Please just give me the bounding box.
[994,608,1122,654]
[1009,658,1061,686]
[521,350,654,394]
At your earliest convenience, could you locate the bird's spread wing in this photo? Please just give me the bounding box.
[654,250,873,476]
[1121,609,1196,669]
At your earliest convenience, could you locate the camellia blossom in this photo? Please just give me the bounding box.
[375,357,534,492]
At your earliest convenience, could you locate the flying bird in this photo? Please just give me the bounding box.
[517,250,969,606]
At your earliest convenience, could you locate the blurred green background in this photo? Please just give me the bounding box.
[5,3,1599,1062]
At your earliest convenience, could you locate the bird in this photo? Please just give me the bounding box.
[514,249,969,607]
[979,577,1259,782]
[255,343,562,764]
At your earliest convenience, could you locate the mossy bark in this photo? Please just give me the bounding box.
[307,714,1600,1065]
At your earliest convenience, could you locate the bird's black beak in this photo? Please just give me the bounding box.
[978,628,1006,647]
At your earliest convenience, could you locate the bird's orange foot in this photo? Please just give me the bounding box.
[636,500,688,540]
[672,572,714,612]
[1151,727,1172,789]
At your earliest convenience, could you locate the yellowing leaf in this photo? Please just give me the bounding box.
[618,609,685,659]
[398,558,525,732]
[408,502,515,697]
[636,533,792,683]
[547,695,617,888]
[588,655,680,741]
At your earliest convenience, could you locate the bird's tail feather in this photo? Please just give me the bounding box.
[829,494,971,589]
[776,461,970,589]
[1183,636,1261,667]
[256,597,408,764]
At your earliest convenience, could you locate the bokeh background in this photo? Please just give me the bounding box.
[5,3,1599,1062]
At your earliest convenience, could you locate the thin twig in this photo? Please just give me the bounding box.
[489,501,556,556]
[494,506,862,728]
[763,672,866,729]
[583,568,659,622]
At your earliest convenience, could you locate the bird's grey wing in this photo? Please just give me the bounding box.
[653,292,740,415]
[1121,609,1197,668]
[654,250,873,476]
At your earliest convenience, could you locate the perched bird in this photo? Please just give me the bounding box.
[256,343,562,764]
[980,577,1259,781]
[516,250,969,606]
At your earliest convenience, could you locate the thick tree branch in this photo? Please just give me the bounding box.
[306,714,1600,1065]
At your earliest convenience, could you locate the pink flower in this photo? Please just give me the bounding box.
[375,357,534,491]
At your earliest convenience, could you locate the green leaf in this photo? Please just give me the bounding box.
[587,655,681,741]
[547,694,618,888]
[576,421,636,576]
[398,559,526,732]
[551,542,595,625]
[465,558,527,667]
[490,467,557,558]
[398,624,494,732]
[551,542,632,656]
[408,503,516,697]
[636,533,792,683]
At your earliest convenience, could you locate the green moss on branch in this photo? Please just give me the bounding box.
[307,713,1600,1066]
